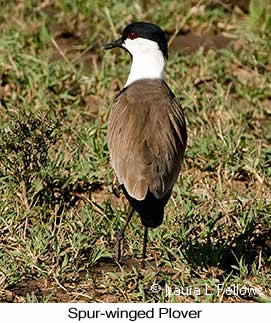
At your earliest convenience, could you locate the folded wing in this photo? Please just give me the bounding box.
[108,79,187,201]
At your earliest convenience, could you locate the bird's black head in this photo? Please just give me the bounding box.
[104,22,168,59]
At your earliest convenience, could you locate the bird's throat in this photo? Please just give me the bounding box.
[125,51,165,87]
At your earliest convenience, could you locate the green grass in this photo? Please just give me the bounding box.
[0,0,270,302]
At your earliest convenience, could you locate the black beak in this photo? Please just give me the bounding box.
[104,37,123,50]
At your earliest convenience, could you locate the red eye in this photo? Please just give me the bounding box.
[128,32,138,40]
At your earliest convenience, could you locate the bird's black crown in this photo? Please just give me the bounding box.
[122,22,168,59]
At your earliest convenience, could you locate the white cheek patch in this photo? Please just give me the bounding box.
[123,37,160,56]
[122,37,166,87]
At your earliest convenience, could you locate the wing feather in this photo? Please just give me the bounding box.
[108,79,187,200]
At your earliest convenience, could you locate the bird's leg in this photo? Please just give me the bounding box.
[141,226,148,268]
[116,208,135,262]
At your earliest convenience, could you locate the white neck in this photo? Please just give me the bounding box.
[123,38,165,87]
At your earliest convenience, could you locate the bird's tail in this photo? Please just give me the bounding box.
[122,187,172,228]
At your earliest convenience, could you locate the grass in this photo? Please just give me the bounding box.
[0,0,270,302]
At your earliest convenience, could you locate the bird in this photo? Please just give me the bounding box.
[104,22,187,264]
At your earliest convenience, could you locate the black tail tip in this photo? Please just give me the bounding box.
[139,210,164,228]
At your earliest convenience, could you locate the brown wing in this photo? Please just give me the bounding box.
[108,79,187,201]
